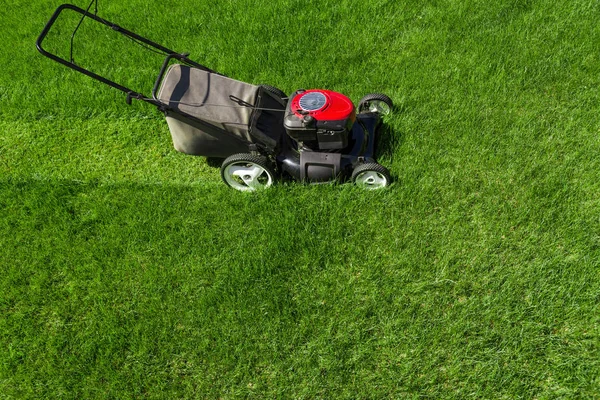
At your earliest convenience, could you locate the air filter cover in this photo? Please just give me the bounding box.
[298,92,327,111]
[290,89,355,122]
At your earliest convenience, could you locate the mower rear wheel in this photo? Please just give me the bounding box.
[358,93,393,116]
[221,153,276,192]
[260,84,287,99]
[352,163,391,190]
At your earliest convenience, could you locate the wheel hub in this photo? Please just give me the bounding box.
[224,163,273,191]
[355,171,388,189]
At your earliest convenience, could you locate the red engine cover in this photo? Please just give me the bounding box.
[291,89,356,122]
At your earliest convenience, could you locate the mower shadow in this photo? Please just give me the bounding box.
[205,157,225,168]
[374,122,402,162]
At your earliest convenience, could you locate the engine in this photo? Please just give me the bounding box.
[283,89,356,150]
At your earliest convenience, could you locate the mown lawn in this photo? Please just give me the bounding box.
[1,0,599,398]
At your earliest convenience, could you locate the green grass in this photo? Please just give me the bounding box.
[1,0,600,398]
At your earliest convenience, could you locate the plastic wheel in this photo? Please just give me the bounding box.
[358,93,393,115]
[352,163,391,190]
[260,84,287,99]
[221,153,276,192]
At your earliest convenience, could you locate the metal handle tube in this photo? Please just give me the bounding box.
[36,4,177,57]
[36,4,214,106]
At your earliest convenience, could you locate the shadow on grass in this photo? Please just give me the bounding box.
[375,121,402,162]
[205,157,224,168]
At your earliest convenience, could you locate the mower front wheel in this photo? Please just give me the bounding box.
[221,153,276,192]
[358,93,393,116]
[352,163,391,190]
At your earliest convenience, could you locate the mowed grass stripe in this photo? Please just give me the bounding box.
[1,178,598,397]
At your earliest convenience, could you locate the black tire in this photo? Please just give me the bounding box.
[357,93,393,115]
[351,163,391,189]
[259,84,287,99]
[221,153,276,192]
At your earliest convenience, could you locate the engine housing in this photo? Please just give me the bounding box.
[283,89,356,150]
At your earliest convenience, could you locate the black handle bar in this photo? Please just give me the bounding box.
[36,3,215,106]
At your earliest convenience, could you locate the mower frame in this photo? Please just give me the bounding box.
[37,3,392,190]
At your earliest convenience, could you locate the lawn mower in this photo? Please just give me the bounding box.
[37,3,394,191]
